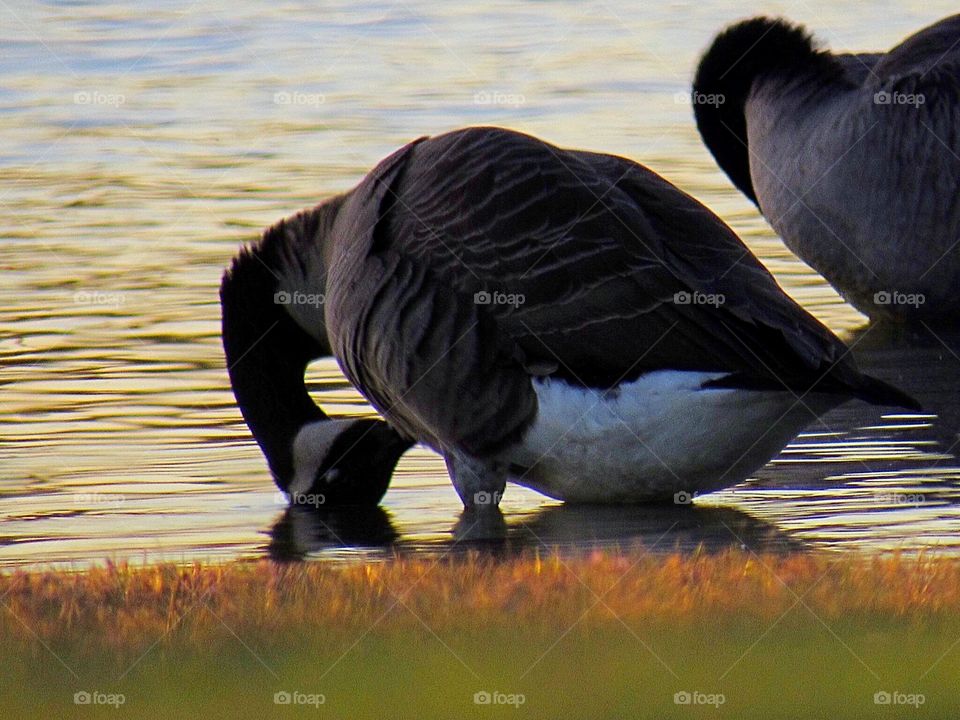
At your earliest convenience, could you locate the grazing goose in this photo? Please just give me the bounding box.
[220,127,917,509]
[693,15,960,322]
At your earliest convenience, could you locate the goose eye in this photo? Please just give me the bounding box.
[319,468,342,485]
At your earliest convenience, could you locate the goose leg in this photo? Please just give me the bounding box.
[443,451,506,509]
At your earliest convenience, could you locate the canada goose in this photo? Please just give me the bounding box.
[693,15,960,322]
[220,127,917,509]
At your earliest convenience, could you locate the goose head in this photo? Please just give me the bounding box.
[692,17,838,205]
[220,199,413,506]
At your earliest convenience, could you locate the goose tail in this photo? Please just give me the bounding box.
[849,374,922,411]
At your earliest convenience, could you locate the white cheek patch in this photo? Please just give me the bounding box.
[289,420,336,496]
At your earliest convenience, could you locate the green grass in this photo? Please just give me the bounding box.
[2,551,958,718]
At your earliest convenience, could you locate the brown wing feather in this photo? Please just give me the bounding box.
[381,128,853,382]
[322,127,874,456]
[323,134,537,455]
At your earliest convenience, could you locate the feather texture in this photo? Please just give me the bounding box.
[305,127,912,457]
[695,15,960,320]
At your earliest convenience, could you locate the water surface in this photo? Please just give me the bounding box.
[2,0,959,569]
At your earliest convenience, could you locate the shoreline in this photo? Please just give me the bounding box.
[6,549,960,638]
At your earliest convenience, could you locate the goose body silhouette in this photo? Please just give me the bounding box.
[221,127,917,508]
[694,15,960,322]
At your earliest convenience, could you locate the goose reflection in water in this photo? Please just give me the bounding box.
[267,505,399,562]
[267,502,804,562]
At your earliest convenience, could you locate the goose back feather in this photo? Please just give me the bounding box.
[315,127,911,458]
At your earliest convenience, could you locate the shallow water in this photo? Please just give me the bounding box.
[2,1,959,569]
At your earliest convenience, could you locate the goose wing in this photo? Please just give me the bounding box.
[384,127,849,380]
[324,127,866,455]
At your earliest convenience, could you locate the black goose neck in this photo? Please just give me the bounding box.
[220,222,329,486]
[693,17,831,206]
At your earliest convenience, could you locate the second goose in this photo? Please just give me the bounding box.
[694,15,960,322]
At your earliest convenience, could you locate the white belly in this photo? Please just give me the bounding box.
[503,371,840,503]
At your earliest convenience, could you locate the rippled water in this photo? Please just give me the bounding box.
[2,1,959,569]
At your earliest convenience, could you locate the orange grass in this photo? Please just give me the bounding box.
[4,549,960,659]
[5,550,960,719]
